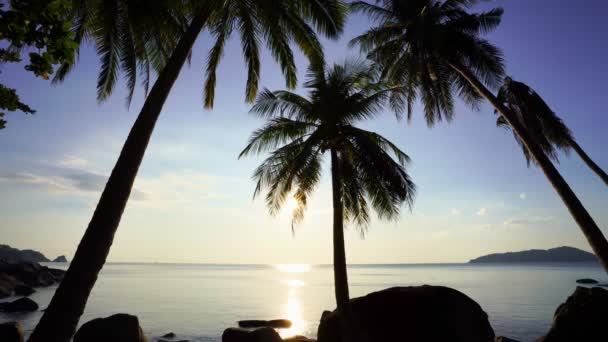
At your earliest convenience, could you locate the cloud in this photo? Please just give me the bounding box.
[450,208,461,216]
[0,171,147,201]
[503,216,554,227]
[519,192,527,200]
[57,155,88,169]
[476,207,488,216]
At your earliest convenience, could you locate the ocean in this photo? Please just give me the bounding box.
[1,262,605,341]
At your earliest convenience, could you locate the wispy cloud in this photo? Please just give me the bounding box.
[503,216,554,227]
[57,155,88,169]
[476,207,488,216]
[519,192,527,200]
[450,208,461,216]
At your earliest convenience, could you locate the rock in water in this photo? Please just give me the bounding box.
[317,286,495,342]
[575,278,598,284]
[14,284,35,296]
[74,314,146,342]
[0,321,24,342]
[537,286,608,342]
[222,327,282,342]
[0,297,39,312]
[238,319,292,329]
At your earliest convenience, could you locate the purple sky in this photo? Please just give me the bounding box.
[0,0,606,263]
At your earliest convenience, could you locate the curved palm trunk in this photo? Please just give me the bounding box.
[568,139,608,186]
[448,62,608,275]
[28,12,211,342]
[330,148,350,309]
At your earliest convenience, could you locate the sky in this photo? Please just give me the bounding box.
[1,0,607,264]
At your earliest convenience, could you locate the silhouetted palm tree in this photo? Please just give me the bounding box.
[30,1,346,341]
[351,0,608,274]
[240,60,416,309]
[496,77,608,185]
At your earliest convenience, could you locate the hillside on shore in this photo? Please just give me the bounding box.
[0,244,67,263]
[470,246,597,263]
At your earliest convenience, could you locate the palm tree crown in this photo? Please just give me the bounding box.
[55,0,190,105]
[496,77,608,185]
[496,77,573,165]
[240,60,416,230]
[351,0,505,124]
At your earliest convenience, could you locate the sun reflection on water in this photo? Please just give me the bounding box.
[276,264,311,338]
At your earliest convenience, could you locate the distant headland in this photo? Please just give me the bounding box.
[469,246,597,263]
[0,244,67,263]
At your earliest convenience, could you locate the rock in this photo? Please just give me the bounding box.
[0,321,24,342]
[14,284,35,296]
[162,332,176,338]
[317,286,495,342]
[537,286,608,342]
[283,336,315,342]
[0,273,18,297]
[238,319,292,329]
[0,297,39,312]
[496,337,521,342]
[222,327,282,342]
[52,255,68,263]
[575,278,598,284]
[597,283,608,288]
[267,319,291,328]
[0,261,64,287]
[73,314,146,342]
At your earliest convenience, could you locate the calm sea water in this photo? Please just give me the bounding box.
[0,262,604,341]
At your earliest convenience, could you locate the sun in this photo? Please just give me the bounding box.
[282,196,300,217]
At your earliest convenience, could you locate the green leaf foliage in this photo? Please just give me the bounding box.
[0,0,78,129]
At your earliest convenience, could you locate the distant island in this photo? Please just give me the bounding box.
[469,246,598,263]
[0,244,66,263]
[53,255,68,263]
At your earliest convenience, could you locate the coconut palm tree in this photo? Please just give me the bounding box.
[240,60,416,309]
[30,1,346,341]
[351,0,608,274]
[496,77,608,186]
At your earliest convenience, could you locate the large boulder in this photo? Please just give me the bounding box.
[0,321,24,342]
[73,314,146,342]
[317,285,495,342]
[222,327,282,342]
[0,297,39,312]
[537,286,608,342]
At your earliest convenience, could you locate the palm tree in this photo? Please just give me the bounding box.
[240,60,416,309]
[351,0,608,274]
[496,77,608,185]
[30,1,346,341]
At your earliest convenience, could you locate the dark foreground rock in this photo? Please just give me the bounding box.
[537,286,608,342]
[74,314,146,342]
[0,321,24,342]
[239,319,292,329]
[222,327,282,342]
[317,285,495,342]
[283,335,315,342]
[575,278,598,284]
[0,297,39,312]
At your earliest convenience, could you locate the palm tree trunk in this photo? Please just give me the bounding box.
[28,11,211,342]
[448,61,608,275]
[568,139,608,186]
[330,148,350,309]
